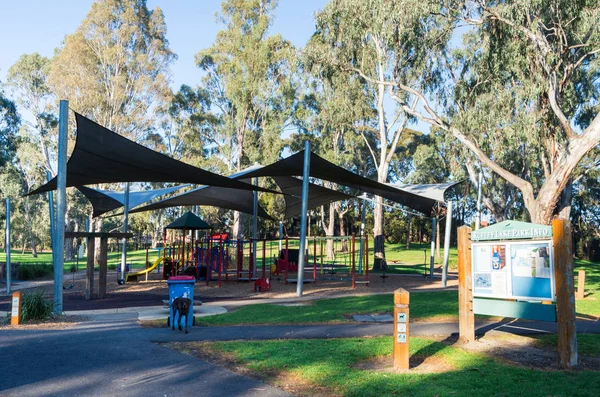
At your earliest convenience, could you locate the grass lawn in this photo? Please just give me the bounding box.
[178,336,600,397]
[0,248,161,272]
[199,291,460,326]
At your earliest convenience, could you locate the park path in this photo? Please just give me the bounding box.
[0,312,291,397]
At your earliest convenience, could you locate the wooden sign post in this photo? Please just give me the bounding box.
[458,226,475,342]
[576,270,586,300]
[552,219,578,369]
[393,288,410,370]
[11,291,22,325]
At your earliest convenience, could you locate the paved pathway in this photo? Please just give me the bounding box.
[0,313,291,397]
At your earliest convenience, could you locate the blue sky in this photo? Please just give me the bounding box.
[0,0,328,88]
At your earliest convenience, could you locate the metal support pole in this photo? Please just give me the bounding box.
[297,142,311,296]
[119,182,130,284]
[278,221,283,252]
[54,100,68,313]
[442,200,453,287]
[5,198,11,294]
[429,217,436,278]
[358,196,366,274]
[476,171,483,230]
[252,176,258,279]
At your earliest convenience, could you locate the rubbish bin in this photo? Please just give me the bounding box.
[167,275,196,328]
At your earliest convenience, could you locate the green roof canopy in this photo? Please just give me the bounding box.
[471,220,552,241]
[165,211,212,230]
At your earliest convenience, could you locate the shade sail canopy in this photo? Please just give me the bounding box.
[77,185,188,218]
[127,164,356,220]
[388,181,466,204]
[165,211,212,230]
[271,176,355,219]
[28,112,272,196]
[242,150,437,215]
[127,165,273,219]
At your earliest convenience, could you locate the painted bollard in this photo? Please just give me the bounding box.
[11,291,22,325]
[393,288,409,370]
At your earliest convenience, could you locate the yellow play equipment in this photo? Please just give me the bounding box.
[126,256,171,282]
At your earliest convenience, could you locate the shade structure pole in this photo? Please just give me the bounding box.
[429,216,436,278]
[5,198,11,294]
[358,196,366,274]
[476,171,483,230]
[119,182,130,284]
[252,176,258,279]
[278,221,283,252]
[442,200,453,287]
[54,100,68,313]
[297,142,311,297]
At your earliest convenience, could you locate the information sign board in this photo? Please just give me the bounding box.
[472,240,554,301]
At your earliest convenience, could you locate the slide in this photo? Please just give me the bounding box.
[126,256,171,282]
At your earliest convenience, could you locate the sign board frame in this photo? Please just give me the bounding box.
[472,239,555,302]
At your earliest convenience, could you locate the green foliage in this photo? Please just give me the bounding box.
[21,290,54,322]
[0,85,19,170]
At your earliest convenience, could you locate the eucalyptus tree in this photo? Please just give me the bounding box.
[195,0,297,238]
[382,0,600,225]
[7,53,57,175]
[294,62,374,257]
[306,0,434,268]
[48,0,175,141]
[0,84,19,171]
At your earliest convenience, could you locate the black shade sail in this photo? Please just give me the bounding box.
[271,176,355,219]
[165,211,212,230]
[127,183,273,219]
[242,150,438,215]
[127,165,356,220]
[28,112,272,195]
[127,164,273,219]
[77,185,188,218]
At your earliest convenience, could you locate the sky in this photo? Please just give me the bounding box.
[0,0,328,89]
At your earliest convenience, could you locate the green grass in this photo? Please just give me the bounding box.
[535,334,600,357]
[574,259,600,317]
[199,291,459,326]
[0,248,162,273]
[202,336,600,397]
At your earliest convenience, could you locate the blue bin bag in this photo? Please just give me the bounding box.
[167,276,196,328]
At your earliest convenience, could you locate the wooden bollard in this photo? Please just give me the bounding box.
[11,291,22,325]
[577,270,586,300]
[457,226,475,342]
[393,288,410,370]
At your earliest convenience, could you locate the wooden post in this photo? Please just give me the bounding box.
[98,237,108,299]
[552,219,578,368]
[393,288,410,370]
[577,270,586,300]
[457,226,475,342]
[11,291,22,325]
[86,237,95,300]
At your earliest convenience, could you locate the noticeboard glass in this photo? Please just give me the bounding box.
[472,240,554,301]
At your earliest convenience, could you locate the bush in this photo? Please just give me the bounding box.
[69,264,78,273]
[108,263,117,270]
[21,291,54,322]
[19,263,53,280]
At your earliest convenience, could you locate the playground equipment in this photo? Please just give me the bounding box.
[126,256,171,282]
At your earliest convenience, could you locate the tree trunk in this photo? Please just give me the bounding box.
[94,217,103,265]
[232,211,241,239]
[406,215,412,249]
[338,206,348,252]
[373,195,385,270]
[322,203,336,259]
[23,199,38,258]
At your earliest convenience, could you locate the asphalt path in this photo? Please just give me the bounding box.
[0,314,291,397]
